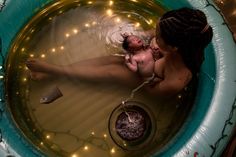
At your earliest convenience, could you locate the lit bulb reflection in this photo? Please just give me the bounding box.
[73,29,78,34]
[65,33,70,38]
[60,46,65,50]
[110,148,115,154]
[115,18,121,23]
[22,78,27,82]
[51,48,56,52]
[84,145,89,151]
[46,135,50,139]
[135,22,140,27]
[29,54,34,58]
[109,1,114,6]
[40,54,46,58]
[106,9,113,16]
[21,48,25,52]
[71,154,78,157]
[85,23,90,27]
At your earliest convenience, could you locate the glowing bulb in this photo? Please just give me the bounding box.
[59,10,63,14]
[60,46,64,50]
[85,23,90,27]
[135,22,140,27]
[148,19,153,25]
[40,54,46,58]
[109,1,114,6]
[92,21,97,25]
[178,95,182,99]
[131,0,137,2]
[26,37,30,41]
[71,154,78,157]
[51,48,56,52]
[110,148,115,154]
[22,78,27,82]
[115,18,121,23]
[0,75,4,79]
[73,29,78,34]
[0,66,2,69]
[106,9,113,16]
[103,134,107,138]
[48,17,52,20]
[91,132,95,135]
[127,14,131,18]
[46,135,50,139]
[84,145,88,150]
[21,48,25,52]
[65,33,70,38]
[40,142,44,145]
[29,54,34,58]
[88,1,93,4]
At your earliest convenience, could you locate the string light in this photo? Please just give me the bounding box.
[73,29,78,34]
[22,78,27,82]
[40,54,46,58]
[106,9,113,16]
[21,48,25,52]
[85,23,90,27]
[46,135,51,139]
[91,132,95,135]
[51,48,56,52]
[65,33,70,38]
[110,148,115,154]
[88,1,93,4]
[29,54,34,58]
[127,14,131,18]
[103,134,107,138]
[115,18,121,23]
[83,145,89,150]
[109,1,114,6]
[60,46,65,50]
[135,22,140,27]
[71,154,78,157]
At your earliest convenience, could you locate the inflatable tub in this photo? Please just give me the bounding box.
[0,0,236,157]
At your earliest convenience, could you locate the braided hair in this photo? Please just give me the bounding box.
[159,7,213,73]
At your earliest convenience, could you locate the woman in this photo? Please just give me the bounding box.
[26,7,213,97]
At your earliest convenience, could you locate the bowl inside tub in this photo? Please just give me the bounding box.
[5,1,199,156]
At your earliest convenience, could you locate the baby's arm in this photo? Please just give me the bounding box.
[125,55,138,72]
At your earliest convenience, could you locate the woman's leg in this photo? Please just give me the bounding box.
[26,56,141,87]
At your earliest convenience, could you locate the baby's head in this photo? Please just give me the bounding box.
[122,35,144,52]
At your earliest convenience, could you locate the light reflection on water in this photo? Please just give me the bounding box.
[6,1,195,157]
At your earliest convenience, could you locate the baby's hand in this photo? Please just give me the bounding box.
[125,54,131,63]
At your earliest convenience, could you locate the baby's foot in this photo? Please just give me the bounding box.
[40,86,63,104]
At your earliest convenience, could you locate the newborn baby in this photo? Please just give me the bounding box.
[122,34,159,79]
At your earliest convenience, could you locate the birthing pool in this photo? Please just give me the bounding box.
[0,0,236,157]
